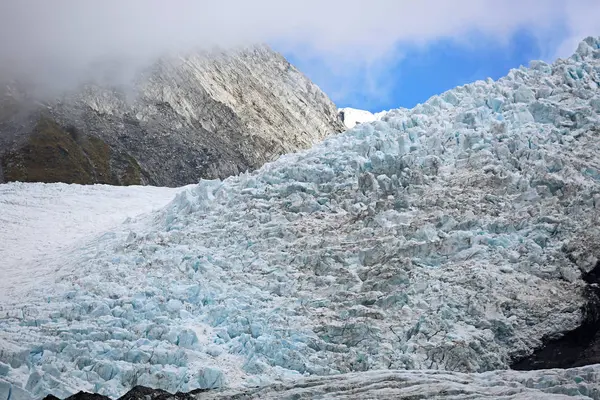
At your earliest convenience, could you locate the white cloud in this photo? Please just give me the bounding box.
[0,0,598,97]
[554,0,600,59]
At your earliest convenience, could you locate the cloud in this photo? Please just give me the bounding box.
[0,0,598,98]
[554,0,600,59]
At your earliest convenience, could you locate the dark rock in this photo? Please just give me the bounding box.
[511,260,600,370]
[44,386,213,400]
[64,391,111,400]
[117,386,172,400]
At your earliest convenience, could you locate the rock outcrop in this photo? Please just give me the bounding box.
[0,45,344,186]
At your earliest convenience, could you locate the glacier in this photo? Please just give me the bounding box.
[188,367,600,399]
[2,37,600,399]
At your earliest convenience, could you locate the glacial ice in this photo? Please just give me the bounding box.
[198,367,600,399]
[2,37,600,398]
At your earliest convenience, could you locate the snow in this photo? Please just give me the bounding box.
[338,107,387,129]
[2,37,600,399]
[0,182,185,301]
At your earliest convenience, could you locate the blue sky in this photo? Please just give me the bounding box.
[279,29,570,113]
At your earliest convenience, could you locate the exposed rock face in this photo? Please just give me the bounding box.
[0,45,344,186]
[511,261,600,370]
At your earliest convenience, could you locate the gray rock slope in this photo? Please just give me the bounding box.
[0,45,344,186]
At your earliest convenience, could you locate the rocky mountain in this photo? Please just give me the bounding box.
[3,37,600,399]
[0,45,345,187]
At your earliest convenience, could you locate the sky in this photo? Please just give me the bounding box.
[0,0,599,112]
[280,29,561,112]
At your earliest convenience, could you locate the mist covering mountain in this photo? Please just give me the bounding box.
[0,45,345,187]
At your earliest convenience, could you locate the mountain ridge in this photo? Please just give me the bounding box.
[0,45,345,187]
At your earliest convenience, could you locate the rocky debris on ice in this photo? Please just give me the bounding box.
[41,385,211,400]
[511,261,600,370]
[338,107,387,129]
[2,37,600,398]
[39,366,600,399]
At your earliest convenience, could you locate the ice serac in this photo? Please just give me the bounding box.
[2,37,600,399]
[0,45,345,187]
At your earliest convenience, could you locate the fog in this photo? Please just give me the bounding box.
[0,0,598,96]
